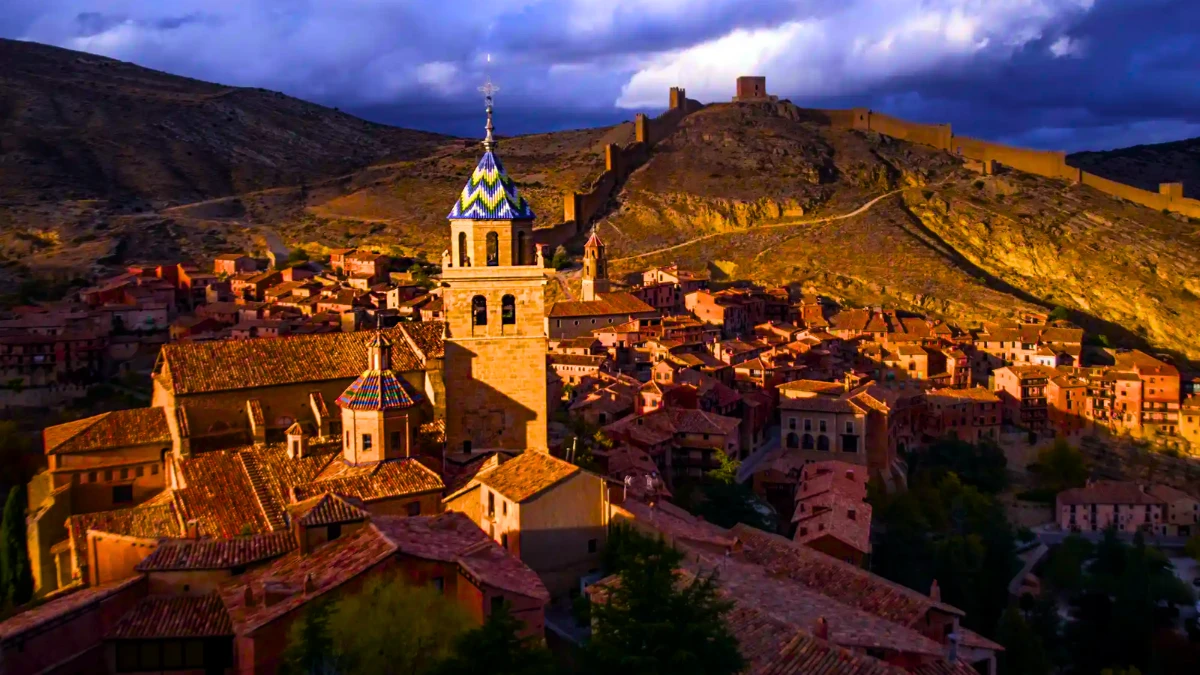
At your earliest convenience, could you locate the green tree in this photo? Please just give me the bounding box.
[1043,534,1093,593]
[287,248,310,264]
[707,449,740,485]
[585,531,743,675]
[551,246,570,271]
[1,485,33,605]
[912,437,1008,494]
[1032,437,1088,492]
[280,600,336,675]
[1048,306,1071,323]
[995,606,1050,675]
[431,601,556,675]
[1184,532,1200,562]
[0,421,32,488]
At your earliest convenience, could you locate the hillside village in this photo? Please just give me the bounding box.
[1,73,1200,675]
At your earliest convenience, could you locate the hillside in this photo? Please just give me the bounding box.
[1,40,1197,362]
[598,102,1200,361]
[1069,138,1200,198]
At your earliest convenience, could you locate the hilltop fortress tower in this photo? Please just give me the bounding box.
[440,80,548,454]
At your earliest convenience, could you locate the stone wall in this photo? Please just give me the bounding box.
[537,87,704,252]
[812,104,1200,219]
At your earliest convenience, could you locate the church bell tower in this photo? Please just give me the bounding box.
[440,77,548,454]
[580,228,609,302]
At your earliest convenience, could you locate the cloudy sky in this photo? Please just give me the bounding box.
[6,0,1200,151]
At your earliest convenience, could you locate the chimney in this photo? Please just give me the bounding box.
[813,617,829,640]
[185,519,200,539]
[304,572,316,594]
[286,423,308,459]
[242,586,255,608]
[929,579,941,602]
[947,630,960,662]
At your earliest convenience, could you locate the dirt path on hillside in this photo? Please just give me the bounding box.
[610,183,937,264]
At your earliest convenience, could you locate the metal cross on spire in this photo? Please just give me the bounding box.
[479,54,499,152]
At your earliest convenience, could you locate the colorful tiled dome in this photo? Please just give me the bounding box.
[447,151,535,221]
[336,370,423,411]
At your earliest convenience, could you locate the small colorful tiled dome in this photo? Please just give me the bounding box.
[336,370,423,411]
[447,151,535,221]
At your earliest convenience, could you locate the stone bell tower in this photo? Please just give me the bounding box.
[580,228,609,302]
[440,78,548,454]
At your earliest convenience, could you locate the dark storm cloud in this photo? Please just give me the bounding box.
[3,0,1198,150]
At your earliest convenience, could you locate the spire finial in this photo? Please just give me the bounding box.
[479,54,499,152]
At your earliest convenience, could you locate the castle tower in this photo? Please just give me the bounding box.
[336,331,424,464]
[580,228,609,302]
[441,78,548,454]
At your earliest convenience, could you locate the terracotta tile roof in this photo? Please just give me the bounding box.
[792,494,872,555]
[0,577,144,643]
[727,604,904,675]
[549,353,608,368]
[137,532,296,571]
[780,396,865,414]
[159,326,431,395]
[958,627,1004,652]
[1148,484,1197,503]
[108,593,234,638]
[309,391,329,418]
[547,292,655,318]
[926,387,1000,404]
[292,457,444,503]
[443,453,503,496]
[219,524,397,634]
[1058,480,1164,506]
[1002,364,1058,379]
[287,493,371,526]
[68,491,181,559]
[477,451,580,503]
[777,380,846,396]
[400,321,446,360]
[373,513,550,602]
[731,525,964,625]
[44,408,171,455]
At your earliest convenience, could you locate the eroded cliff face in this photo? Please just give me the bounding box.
[902,174,1200,359]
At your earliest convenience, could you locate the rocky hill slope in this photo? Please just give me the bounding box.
[2,41,1197,362]
[599,102,1200,361]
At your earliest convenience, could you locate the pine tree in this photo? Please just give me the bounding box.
[1,485,33,605]
[280,600,337,675]
[432,602,556,675]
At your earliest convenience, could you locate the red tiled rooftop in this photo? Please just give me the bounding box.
[1057,480,1164,506]
[476,451,580,503]
[159,325,439,395]
[44,408,171,455]
[0,577,144,642]
[108,593,233,638]
[286,493,370,527]
[137,532,296,571]
[547,292,655,318]
[68,491,181,559]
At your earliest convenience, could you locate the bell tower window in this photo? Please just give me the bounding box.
[472,296,488,326]
[501,295,516,325]
[516,231,527,265]
[458,232,469,267]
[486,232,499,266]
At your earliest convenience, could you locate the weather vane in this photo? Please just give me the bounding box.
[479,54,499,151]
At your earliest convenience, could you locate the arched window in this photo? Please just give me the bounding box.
[802,434,814,450]
[472,296,487,326]
[817,435,830,451]
[908,362,916,371]
[486,232,499,266]
[458,232,469,267]
[501,294,516,325]
[516,231,527,265]
[786,433,799,449]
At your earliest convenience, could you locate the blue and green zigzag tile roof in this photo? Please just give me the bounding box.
[336,370,423,411]
[447,151,535,220]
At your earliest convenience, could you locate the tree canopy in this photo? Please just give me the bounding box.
[431,602,556,675]
[585,526,743,675]
[1,485,33,606]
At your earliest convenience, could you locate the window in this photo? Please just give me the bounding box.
[803,419,812,432]
[407,501,421,517]
[472,295,488,326]
[488,491,495,517]
[362,434,372,452]
[328,523,342,540]
[458,232,469,267]
[848,509,857,521]
[516,231,528,265]
[588,538,598,553]
[432,576,444,592]
[818,420,827,433]
[486,232,499,266]
[817,435,830,452]
[112,485,134,505]
[502,501,507,516]
[844,421,854,434]
[88,471,97,483]
[802,434,814,450]
[463,440,472,453]
[390,431,401,450]
[120,468,129,480]
[786,433,799,449]
[788,418,796,430]
[501,294,516,325]
[151,464,158,475]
